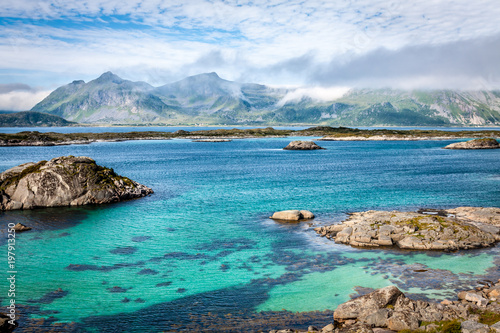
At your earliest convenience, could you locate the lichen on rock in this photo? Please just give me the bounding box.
[0,156,153,211]
[315,208,500,251]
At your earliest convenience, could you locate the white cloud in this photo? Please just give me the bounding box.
[277,86,352,106]
[0,0,500,90]
[0,90,51,111]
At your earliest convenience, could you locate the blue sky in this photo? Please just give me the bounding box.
[0,0,500,110]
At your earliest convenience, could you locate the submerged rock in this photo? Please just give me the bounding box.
[444,138,500,149]
[0,156,153,211]
[283,141,325,150]
[315,208,500,250]
[0,313,17,333]
[12,223,31,232]
[270,210,315,221]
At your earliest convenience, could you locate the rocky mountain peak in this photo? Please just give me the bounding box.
[94,71,124,84]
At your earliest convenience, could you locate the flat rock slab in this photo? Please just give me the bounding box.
[0,156,153,211]
[315,208,500,251]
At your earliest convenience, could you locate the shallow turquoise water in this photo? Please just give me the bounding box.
[0,137,499,331]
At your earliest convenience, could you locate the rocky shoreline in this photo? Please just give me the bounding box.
[269,281,500,333]
[0,156,153,211]
[314,207,500,251]
[1,127,500,146]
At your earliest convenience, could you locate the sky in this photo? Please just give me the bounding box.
[1,0,500,110]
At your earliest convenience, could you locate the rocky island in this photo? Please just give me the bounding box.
[0,156,153,211]
[444,138,500,149]
[283,141,325,150]
[314,207,500,250]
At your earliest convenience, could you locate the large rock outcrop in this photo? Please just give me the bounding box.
[0,156,153,211]
[270,279,500,333]
[283,141,325,150]
[334,282,500,332]
[444,138,500,149]
[315,208,500,250]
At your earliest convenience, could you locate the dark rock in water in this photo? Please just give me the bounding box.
[13,223,31,232]
[131,236,152,242]
[107,286,131,293]
[110,246,138,255]
[0,313,17,333]
[0,156,153,211]
[283,141,325,150]
[137,269,159,275]
[444,138,500,149]
[27,288,68,304]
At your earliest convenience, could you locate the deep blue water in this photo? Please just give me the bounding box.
[0,137,499,332]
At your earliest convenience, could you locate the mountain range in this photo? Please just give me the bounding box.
[30,72,500,126]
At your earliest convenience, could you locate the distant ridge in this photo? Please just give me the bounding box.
[0,111,76,127]
[31,72,500,126]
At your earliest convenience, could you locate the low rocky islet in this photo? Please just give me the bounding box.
[314,208,500,251]
[283,141,325,150]
[444,138,500,149]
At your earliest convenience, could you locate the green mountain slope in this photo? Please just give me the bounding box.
[31,72,181,123]
[31,72,500,126]
[0,111,76,127]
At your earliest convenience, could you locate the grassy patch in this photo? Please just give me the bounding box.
[419,319,462,333]
[469,308,500,325]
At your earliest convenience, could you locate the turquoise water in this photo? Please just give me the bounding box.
[0,137,499,332]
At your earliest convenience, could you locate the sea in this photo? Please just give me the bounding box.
[0,126,499,332]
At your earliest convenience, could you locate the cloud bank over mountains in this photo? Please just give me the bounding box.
[0,0,499,109]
